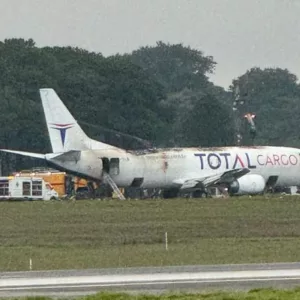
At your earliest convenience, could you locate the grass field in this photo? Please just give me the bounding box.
[1,195,300,271]
[9,289,300,300]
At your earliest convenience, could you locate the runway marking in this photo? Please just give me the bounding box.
[1,276,300,291]
[2,269,300,287]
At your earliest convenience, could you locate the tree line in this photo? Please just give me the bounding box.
[0,38,299,174]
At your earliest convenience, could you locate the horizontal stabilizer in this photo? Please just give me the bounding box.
[51,150,81,162]
[0,149,46,159]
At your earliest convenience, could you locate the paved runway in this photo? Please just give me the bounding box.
[1,262,300,297]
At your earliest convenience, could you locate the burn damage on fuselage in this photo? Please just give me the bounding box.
[127,145,270,156]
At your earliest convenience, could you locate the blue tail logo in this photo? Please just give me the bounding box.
[50,123,74,146]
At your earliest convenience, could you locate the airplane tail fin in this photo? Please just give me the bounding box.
[39,88,114,153]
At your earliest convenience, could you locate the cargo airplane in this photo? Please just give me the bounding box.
[1,88,300,198]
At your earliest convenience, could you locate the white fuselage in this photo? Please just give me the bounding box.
[47,146,300,189]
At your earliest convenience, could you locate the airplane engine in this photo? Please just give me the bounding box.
[228,174,265,195]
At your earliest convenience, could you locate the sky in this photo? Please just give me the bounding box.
[0,0,299,89]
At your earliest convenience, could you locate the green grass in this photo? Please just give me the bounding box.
[1,195,300,271]
[9,289,300,300]
[84,289,300,299]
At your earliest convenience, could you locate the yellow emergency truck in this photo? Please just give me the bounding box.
[12,168,97,197]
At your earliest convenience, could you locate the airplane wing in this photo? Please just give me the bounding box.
[174,168,250,190]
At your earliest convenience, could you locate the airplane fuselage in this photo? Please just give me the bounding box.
[47,145,300,189]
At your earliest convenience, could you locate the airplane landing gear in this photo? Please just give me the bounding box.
[162,188,179,199]
[192,190,208,198]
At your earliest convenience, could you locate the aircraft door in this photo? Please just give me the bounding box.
[110,158,120,176]
[102,157,110,174]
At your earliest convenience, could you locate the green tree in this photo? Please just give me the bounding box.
[161,89,235,147]
[129,41,216,92]
[128,41,235,147]
[230,67,300,146]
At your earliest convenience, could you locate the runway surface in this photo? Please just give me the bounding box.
[1,262,300,297]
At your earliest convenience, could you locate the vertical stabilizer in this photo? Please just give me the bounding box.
[39,88,113,153]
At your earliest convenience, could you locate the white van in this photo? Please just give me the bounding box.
[0,176,58,201]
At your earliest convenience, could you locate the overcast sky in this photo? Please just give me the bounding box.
[0,0,299,89]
